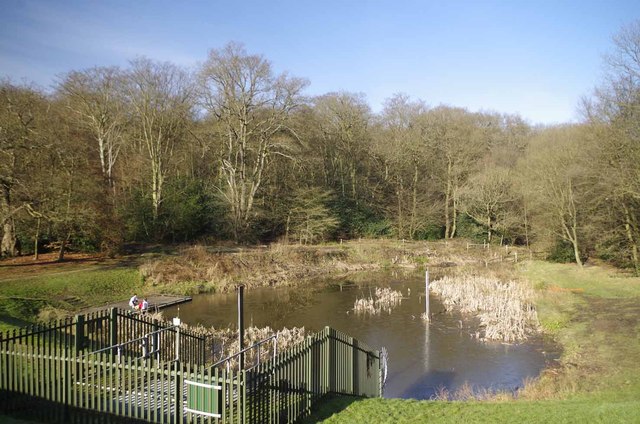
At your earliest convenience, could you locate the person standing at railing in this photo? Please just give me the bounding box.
[129,294,138,309]
[140,298,149,313]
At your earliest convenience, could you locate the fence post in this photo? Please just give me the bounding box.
[74,314,85,353]
[109,308,118,359]
[328,327,336,393]
[200,335,205,365]
[352,337,359,395]
[377,349,382,397]
[152,319,160,362]
[174,361,183,424]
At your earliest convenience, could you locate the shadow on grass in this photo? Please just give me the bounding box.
[0,313,33,331]
[1,392,146,424]
[299,394,364,424]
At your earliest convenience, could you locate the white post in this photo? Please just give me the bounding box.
[425,269,430,322]
[141,335,148,358]
[273,335,278,362]
[173,317,181,362]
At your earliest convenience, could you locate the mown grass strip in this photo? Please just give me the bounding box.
[301,396,640,424]
[0,268,143,329]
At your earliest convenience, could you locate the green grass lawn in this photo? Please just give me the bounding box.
[302,396,639,424]
[0,268,143,331]
[303,260,640,423]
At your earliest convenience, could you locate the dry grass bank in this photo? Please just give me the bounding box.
[137,240,451,294]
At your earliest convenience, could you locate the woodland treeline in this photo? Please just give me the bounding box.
[1,22,640,272]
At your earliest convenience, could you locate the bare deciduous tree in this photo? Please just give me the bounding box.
[420,107,486,239]
[125,58,195,222]
[581,20,640,273]
[460,167,516,243]
[522,126,588,267]
[0,82,47,256]
[199,42,308,240]
[377,93,430,239]
[312,92,372,201]
[57,67,126,190]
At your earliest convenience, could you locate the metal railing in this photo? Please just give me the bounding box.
[211,334,278,372]
[1,309,382,424]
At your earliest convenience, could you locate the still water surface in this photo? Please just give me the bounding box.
[164,270,556,399]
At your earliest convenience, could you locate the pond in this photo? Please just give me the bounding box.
[164,270,557,400]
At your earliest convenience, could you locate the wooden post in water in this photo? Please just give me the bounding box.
[424,269,430,322]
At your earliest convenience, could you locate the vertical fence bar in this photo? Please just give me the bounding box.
[175,360,183,424]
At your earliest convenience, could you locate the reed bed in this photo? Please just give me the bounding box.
[192,323,306,368]
[353,287,403,315]
[429,275,539,343]
[150,311,306,368]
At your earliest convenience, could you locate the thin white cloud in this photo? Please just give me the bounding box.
[1,0,198,81]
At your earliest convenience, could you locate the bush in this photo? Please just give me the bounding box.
[547,240,578,263]
[159,178,227,242]
[455,214,486,242]
[414,223,444,240]
[330,197,387,239]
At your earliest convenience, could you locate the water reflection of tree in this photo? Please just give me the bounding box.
[261,286,317,323]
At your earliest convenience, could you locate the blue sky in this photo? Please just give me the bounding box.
[1,0,639,125]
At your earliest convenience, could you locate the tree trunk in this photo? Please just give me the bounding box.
[444,181,451,239]
[410,163,418,239]
[444,159,454,239]
[451,186,458,238]
[396,177,404,239]
[57,238,66,262]
[623,203,639,275]
[285,213,290,244]
[572,239,583,267]
[524,202,530,248]
[1,220,17,257]
[1,184,18,257]
[34,218,40,261]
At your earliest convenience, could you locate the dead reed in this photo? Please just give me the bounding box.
[430,381,516,401]
[429,274,540,343]
[151,310,306,368]
[189,322,306,368]
[353,287,403,315]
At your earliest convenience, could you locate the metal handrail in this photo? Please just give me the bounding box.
[81,324,179,360]
[211,334,278,372]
